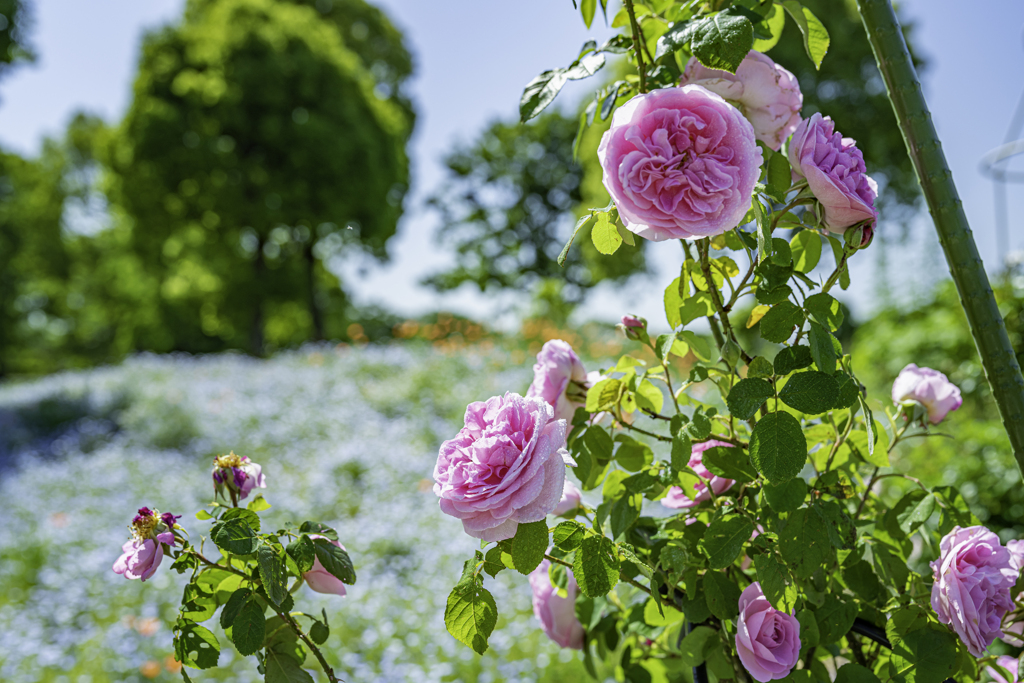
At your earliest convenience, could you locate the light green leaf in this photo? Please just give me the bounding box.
[804,293,844,331]
[780,1,830,69]
[591,212,622,255]
[520,69,569,123]
[580,0,596,28]
[766,152,792,202]
[558,213,593,267]
[790,230,822,273]
[586,378,621,412]
[752,3,786,52]
[444,579,498,654]
[246,494,271,512]
[635,379,664,414]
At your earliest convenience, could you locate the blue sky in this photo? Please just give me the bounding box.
[0,0,1022,327]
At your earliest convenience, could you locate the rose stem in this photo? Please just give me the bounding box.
[623,0,648,93]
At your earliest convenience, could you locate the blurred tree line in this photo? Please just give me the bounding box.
[0,0,414,375]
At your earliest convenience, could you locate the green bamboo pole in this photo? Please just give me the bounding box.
[856,0,1024,474]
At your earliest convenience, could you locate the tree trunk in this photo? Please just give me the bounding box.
[305,243,324,341]
[250,237,265,356]
[856,0,1024,473]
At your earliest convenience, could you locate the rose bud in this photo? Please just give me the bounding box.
[112,507,180,582]
[212,451,267,502]
[891,363,963,425]
[552,480,583,516]
[303,535,348,597]
[529,559,584,649]
[526,340,590,423]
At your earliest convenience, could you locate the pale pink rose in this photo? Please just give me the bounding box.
[598,85,762,241]
[680,51,802,151]
[529,559,584,649]
[891,363,963,424]
[303,535,348,597]
[552,480,582,516]
[788,113,877,232]
[212,452,267,501]
[1000,539,1024,645]
[930,525,1016,656]
[526,340,589,423]
[112,507,178,582]
[986,656,1020,683]
[433,393,573,542]
[660,439,736,509]
[736,582,800,682]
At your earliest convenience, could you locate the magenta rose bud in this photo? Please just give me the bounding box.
[891,363,963,424]
[598,85,762,242]
[986,656,1020,683]
[788,113,877,232]
[680,51,802,151]
[621,315,644,329]
[212,451,267,501]
[930,525,1017,656]
[113,507,179,582]
[735,582,800,682]
[303,535,348,597]
[552,480,582,516]
[526,340,589,423]
[433,393,574,541]
[661,439,736,509]
[529,559,585,649]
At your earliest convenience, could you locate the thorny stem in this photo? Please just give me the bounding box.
[623,0,648,93]
[698,239,752,365]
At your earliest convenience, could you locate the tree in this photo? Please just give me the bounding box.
[0,0,34,82]
[110,0,413,353]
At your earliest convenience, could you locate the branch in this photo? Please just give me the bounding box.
[623,0,648,93]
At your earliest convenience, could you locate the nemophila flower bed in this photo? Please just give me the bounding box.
[0,346,588,683]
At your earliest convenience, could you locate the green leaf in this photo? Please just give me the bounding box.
[230,599,266,656]
[749,412,807,484]
[891,626,958,683]
[246,494,271,512]
[611,494,641,540]
[298,521,338,541]
[678,625,717,666]
[678,330,712,362]
[309,619,329,646]
[770,237,793,267]
[797,608,820,649]
[703,571,742,620]
[258,543,289,606]
[664,276,684,329]
[686,409,712,440]
[790,230,822,274]
[635,379,664,415]
[702,446,757,482]
[835,663,882,683]
[700,515,754,569]
[813,591,858,645]
[897,492,937,535]
[511,520,548,575]
[210,518,259,555]
[748,356,774,378]
[196,509,213,520]
[763,478,808,513]
[286,535,315,574]
[780,1,830,69]
[766,152,792,202]
[726,378,774,420]
[615,434,653,471]
[586,378,621,412]
[773,346,813,375]
[643,598,683,626]
[221,507,261,531]
[520,69,569,123]
[778,371,839,414]
[180,582,217,623]
[671,431,693,471]
[690,9,755,74]
[759,302,804,343]
[752,3,785,52]
[445,577,498,655]
[312,538,356,584]
[265,650,315,683]
[807,321,837,374]
[572,534,620,597]
[804,293,844,332]
[559,213,593,267]
[580,0,596,28]
[553,521,587,551]
[754,552,797,612]
[843,560,882,602]
[679,292,716,326]
[591,212,622,255]
[564,52,606,80]
[221,587,253,630]
[175,620,221,670]
[779,507,832,579]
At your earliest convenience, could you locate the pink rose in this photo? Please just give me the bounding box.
[1000,539,1024,645]
[526,340,589,423]
[986,656,1020,683]
[598,85,762,241]
[660,439,736,509]
[621,315,644,329]
[529,559,584,649]
[680,51,802,151]
[212,452,267,501]
[552,480,582,516]
[891,363,963,424]
[433,393,573,542]
[736,582,800,682]
[788,113,877,232]
[930,525,1016,656]
[113,507,178,582]
[303,535,348,597]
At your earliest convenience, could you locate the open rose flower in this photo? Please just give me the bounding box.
[736,582,800,682]
[661,439,735,509]
[552,480,582,516]
[891,364,963,425]
[113,507,180,582]
[212,451,266,501]
[986,656,1020,683]
[599,85,762,241]
[680,51,802,151]
[788,113,877,232]
[930,525,1016,656]
[526,340,589,423]
[303,535,348,597]
[433,393,574,541]
[529,559,584,649]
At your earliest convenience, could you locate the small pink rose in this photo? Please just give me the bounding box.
[303,535,348,597]
[552,480,582,516]
[986,655,1020,683]
[621,315,644,329]
[526,340,589,423]
[736,582,800,682]
[660,440,736,509]
[891,363,963,424]
[529,559,584,649]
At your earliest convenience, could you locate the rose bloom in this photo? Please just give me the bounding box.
[930,525,1017,656]
[599,85,762,241]
[303,535,348,597]
[621,315,644,329]
[552,480,582,516]
[661,439,736,509]
[735,582,801,682]
[680,51,802,151]
[433,393,573,541]
[891,363,963,424]
[529,559,585,649]
[788,113,877,232]
[986,656,1020,683]
[1001,539,1024,645]
[526,340,589,423]
[212,451,267,501]
[113,507,179,582]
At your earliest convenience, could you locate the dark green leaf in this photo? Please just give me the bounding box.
[298,521,337,541]
[843,560,882,602]
[891,627,958,683]
[726,378,775,420]
[671,431,693,471]
[747,356,774,378]
[210,518,259,555]
[804,293,844,331]
[573,534,620,597]
[687,410,712,440]
[174,620,221,670]
[264,650,315,683]
[286,535,315,574]
[221,507,261,531]
[808,321,837,374]
[835,663,882,683]
[763,478,808,513]
[678,625,717,666]
[778,371,839,414]
[310,619,329,646]
[770,237,793,267]
[553,521,587,551]
[834,373,860,409]
[759,302,804,343]
[312,539,355,584]
[897,492,937,536]
[703,571,742,620]
[220,587,252,630]
[258,543,289,606]
[702,446,757,482]
[520,69,569,123]
[754,552,797,612]
[690,9,755,73]
[774,346,813,375]
[230,599,265,656]
[779,507,832,579]
[749,412,807,484]
[511,520,549,575]
[610,494,641,540]
[813,592,858,645]
[700,515,754,569]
